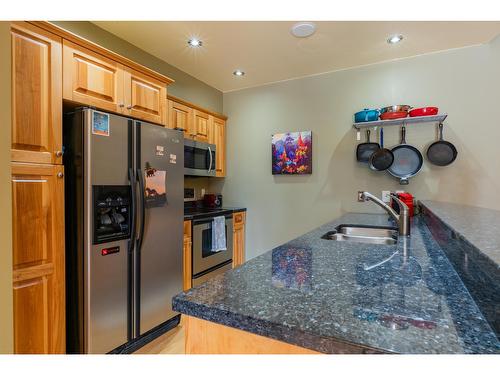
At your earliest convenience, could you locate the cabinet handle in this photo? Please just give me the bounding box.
[55,150,63,157]
[119,103,125,108]
[126,105,132,110]
[57,172,64,178]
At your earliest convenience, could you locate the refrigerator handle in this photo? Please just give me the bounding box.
[136,168,146,253]
[128,168,137,254]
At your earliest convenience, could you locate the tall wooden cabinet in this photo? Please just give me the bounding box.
[11,163,65,354]
[11,22,63,165]
[10,22,66,354]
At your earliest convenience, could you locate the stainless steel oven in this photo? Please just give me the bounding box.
[192,213,233,286]
[184,139,216,177]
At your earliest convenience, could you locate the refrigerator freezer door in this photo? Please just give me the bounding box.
[85,109,132,353]
[135,122,184,335]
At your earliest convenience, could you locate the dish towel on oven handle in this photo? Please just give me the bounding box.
[212,216,227,252]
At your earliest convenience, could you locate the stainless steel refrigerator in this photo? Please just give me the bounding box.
[64,108,184,354]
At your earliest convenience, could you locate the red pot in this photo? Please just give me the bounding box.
[409,107,438,117]
[380,111,408,120]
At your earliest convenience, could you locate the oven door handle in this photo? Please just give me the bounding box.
[207,146,213,174]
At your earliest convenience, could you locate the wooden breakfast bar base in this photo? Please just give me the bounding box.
[184,316,320,354]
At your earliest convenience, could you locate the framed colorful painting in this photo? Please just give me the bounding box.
[271,131,312,175]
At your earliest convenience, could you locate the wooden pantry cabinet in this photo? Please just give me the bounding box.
[11,162,65,354]
[63,40,168,125]
[11,22,63,165]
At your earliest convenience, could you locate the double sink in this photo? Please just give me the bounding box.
[322,224,399,245]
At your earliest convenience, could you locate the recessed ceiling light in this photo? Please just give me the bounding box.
[187,38,203,48]
[387,34,403,44]
[233,70,245,77]
[291,22,316,38]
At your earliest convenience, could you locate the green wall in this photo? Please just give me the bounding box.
[219,37,500,260]
[0,21,13,354]
[52,21,223,113]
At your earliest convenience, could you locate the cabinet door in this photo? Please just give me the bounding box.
[168,99,192,132]
[123,67,167,125]
[11,163,65,354]
[11,22,63,165]
[183,221,192,291]
[63,40,124,113]
[213,117,226,177]
[232,212,245,268]
[192,110,209,142]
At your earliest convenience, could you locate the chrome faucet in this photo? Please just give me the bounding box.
[358,191,411,236]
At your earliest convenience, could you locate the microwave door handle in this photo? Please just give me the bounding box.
[208,146,213,174]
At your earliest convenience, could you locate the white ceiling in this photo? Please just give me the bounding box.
[93,21,500,92]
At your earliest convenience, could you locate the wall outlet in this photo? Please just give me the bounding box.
[381,191,391,203]
[201,188,206,197]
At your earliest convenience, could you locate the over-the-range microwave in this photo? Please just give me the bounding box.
[184,139,216,177]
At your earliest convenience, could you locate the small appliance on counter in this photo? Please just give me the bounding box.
[184,187,196,202]
[203,193,223,208]
[391,192,414,216]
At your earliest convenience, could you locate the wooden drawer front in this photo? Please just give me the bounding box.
[168,100,192,131]
[11,23,62,165]
[11,162,65,353]
[63,40,123,113]
[124,68,167,125]
[233,212,245,225]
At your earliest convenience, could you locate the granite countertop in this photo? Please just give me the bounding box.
[419,200,500,267]
[173,212,499,354]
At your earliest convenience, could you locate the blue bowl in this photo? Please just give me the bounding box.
[354,109,379,123]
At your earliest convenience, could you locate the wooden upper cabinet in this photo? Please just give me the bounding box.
[11,162,65,354]
[11,22,63,165]
[63,40,125,113]
[192,110,210,142]
[168,99,192,132]
[123,67,167,125]
[213,117,226,177]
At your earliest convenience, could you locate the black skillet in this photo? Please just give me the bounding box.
[369,127,394,171]
[356,129,380,163]
[426,123,458,166]
[388,126,423,185]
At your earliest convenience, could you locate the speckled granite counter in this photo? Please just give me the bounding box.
[173,213,499,354]
[420,201,500,338]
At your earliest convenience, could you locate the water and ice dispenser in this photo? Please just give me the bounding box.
[93,185,131,244]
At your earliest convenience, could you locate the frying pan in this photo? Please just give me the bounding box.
[426,123,457,166]
[369,128,394,171]
[388,126,423,185]
[356,129,380,163]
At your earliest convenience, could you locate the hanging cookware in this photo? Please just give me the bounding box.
[388,126,423,185]
[354,108,380,123]
[426,123,457,166]
[369,128,394,171]
[409,107,438,117]
[379,105,412,114]
[380,111,408,121]
[356,129,380,162]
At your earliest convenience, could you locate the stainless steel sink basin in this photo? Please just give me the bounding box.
[321,224,398,245]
